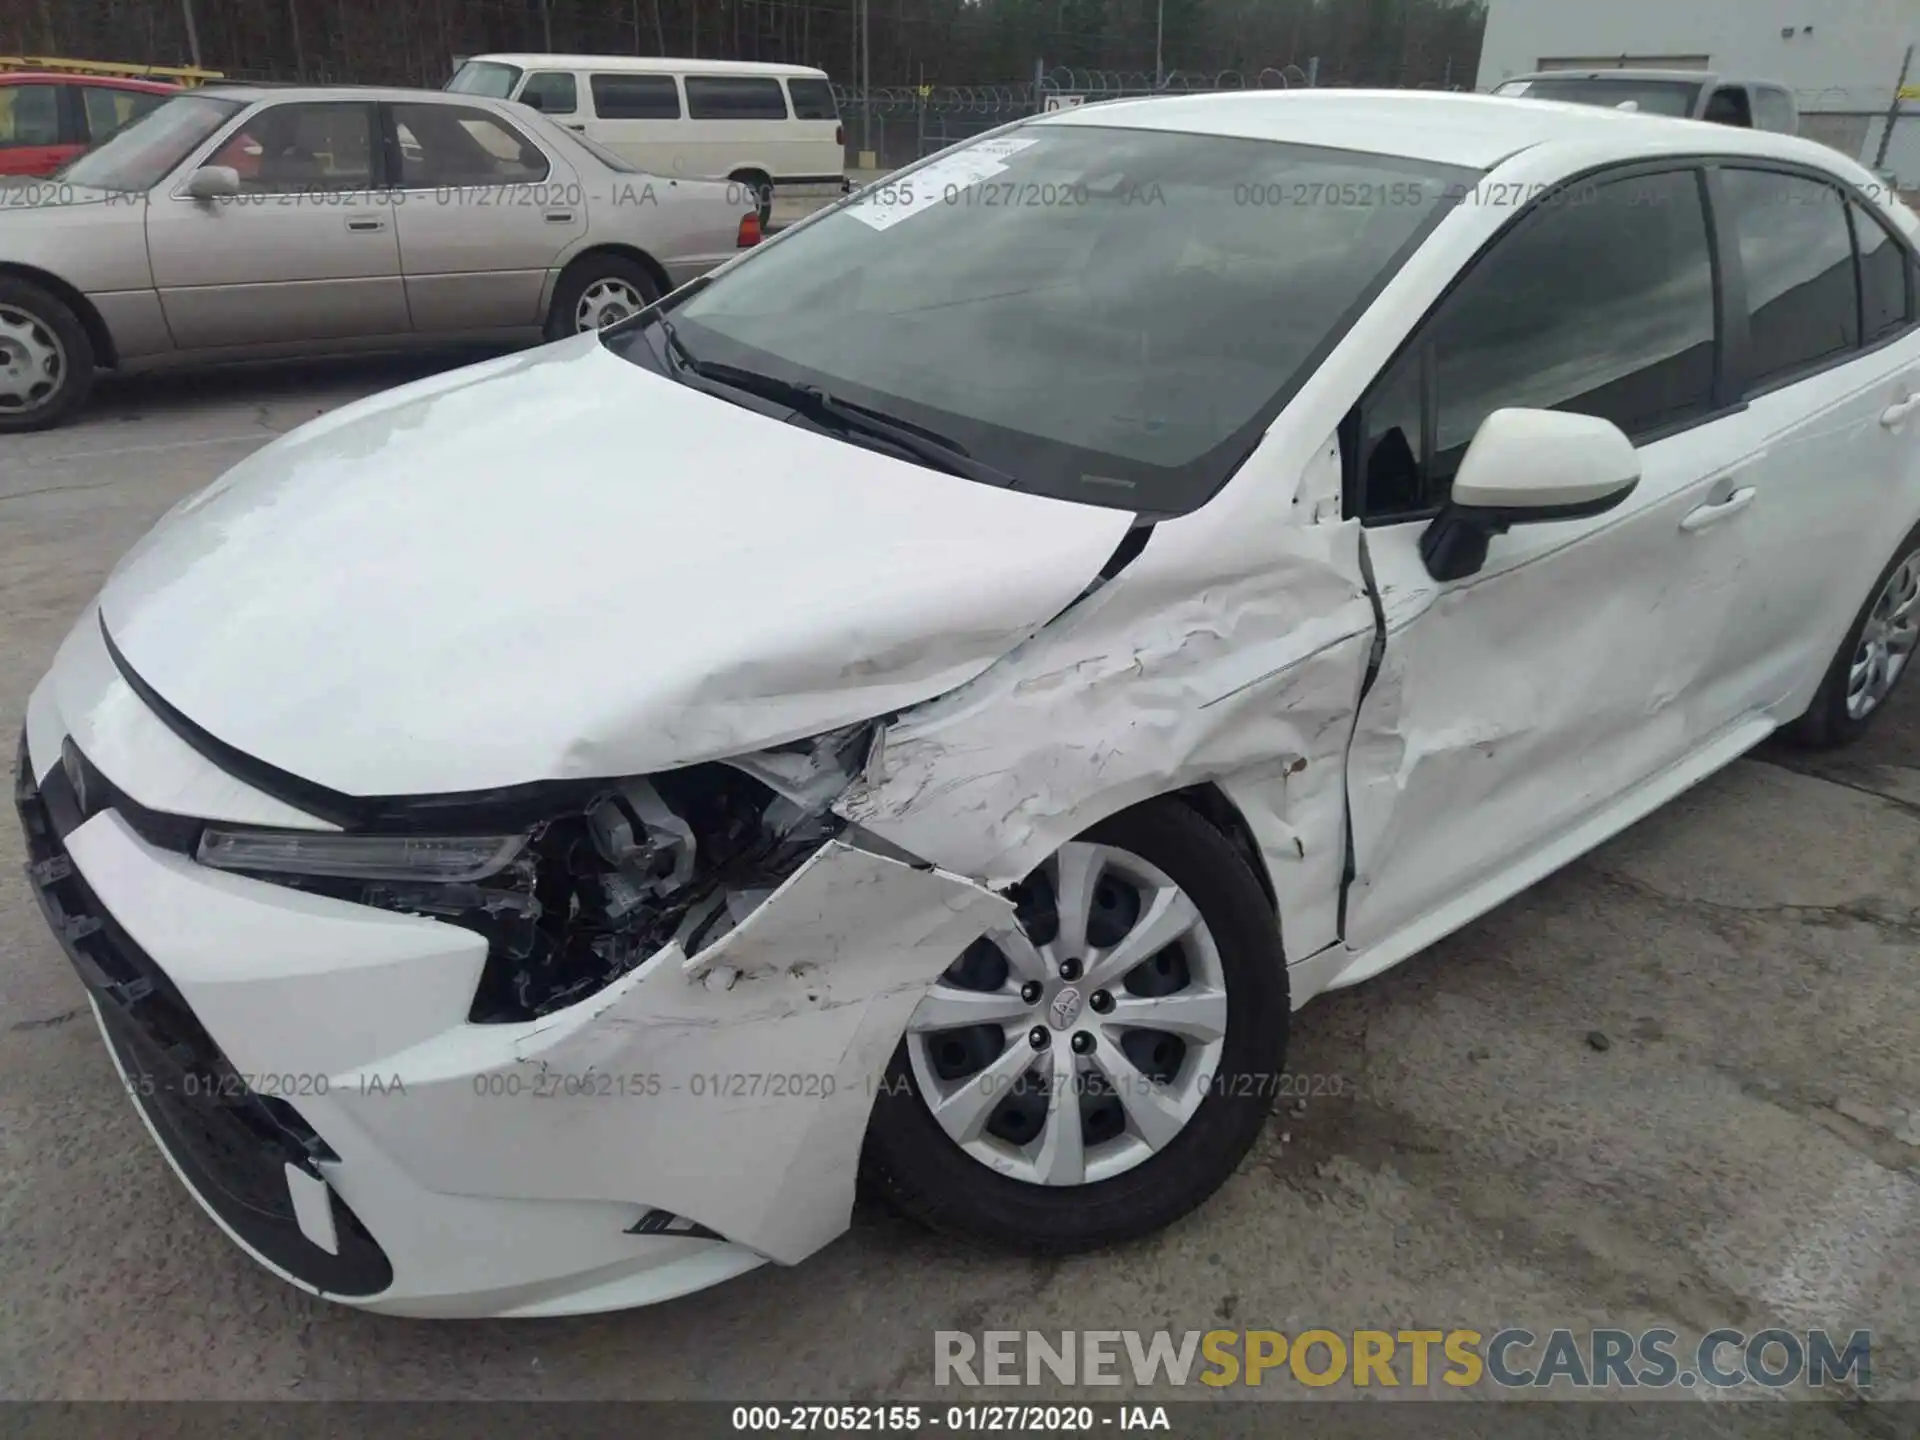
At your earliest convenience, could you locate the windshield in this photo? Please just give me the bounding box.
[447,61,524,99]
[57,93,244,191]
[609,125,1471,513]
[1495,77,1702,118]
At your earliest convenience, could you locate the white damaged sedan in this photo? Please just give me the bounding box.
[18,91,1920,1317]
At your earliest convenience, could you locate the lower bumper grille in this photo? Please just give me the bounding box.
[15,730,393,1298]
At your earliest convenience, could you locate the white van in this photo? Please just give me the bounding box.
[448,55,848,225]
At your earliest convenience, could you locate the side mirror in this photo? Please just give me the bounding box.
[1419,408,1641,582]
[185,165,241,201]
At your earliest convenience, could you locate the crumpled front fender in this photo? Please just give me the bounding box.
[321,838,1010,1264]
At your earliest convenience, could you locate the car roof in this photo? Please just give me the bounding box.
[0,71,179,91]
[1501,69,1793,90]
[463,54,827,79]
[196,82,522,104]
[1034,88,1832,171]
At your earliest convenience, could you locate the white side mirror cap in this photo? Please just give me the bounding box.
[1421,408,1642,582]
[1451,408,1641,513]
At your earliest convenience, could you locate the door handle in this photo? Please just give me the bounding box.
[544,211,575,224]
[346,217,386,233]
[565,123,586,131]
[1680,486,1757,533]
[1881,393,1920,430]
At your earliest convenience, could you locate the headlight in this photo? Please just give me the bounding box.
[196,830,528,882]
[196,729,877,1025]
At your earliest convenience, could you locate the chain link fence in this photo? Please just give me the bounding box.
[831,62,1459,172]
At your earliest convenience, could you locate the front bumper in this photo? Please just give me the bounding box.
[16,614,1008,1317]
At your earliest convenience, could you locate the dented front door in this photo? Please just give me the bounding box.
[1342,422,1757,954]
[1339,164,1761,955]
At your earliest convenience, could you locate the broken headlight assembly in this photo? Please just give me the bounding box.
[194,725,878,1023]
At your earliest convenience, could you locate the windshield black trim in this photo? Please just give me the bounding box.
[100,611,361,828]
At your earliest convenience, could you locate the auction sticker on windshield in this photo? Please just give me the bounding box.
[847,135,1042,230]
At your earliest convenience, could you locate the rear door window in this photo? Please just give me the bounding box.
[390,103,548,187]
[590,73,681,121]
[1717,168,1860,389]
[0,84,62,148]
[685,76,789,121]
[786,78,838,121]
[1852,198,1917,344]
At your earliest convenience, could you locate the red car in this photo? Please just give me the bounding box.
[0,72,178,177]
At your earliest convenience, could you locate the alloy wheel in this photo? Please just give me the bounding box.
[1846,551,1920,719]
[905,841,1228,1187]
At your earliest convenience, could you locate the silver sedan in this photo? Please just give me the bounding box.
[0,84,758,430]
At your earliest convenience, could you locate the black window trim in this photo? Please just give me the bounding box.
[587,71,685,122]
[1345,157,1739,527]
[58,81,90,148]
[377,99,552,193]
[1706,156,1920,405]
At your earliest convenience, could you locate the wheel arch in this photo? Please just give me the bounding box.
[548,243,672,308]
[0,262,117,368]
[1171,782,1281,927]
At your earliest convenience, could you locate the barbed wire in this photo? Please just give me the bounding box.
[832,64,1337,116]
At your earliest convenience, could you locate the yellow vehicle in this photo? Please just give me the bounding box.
[0,56,224,87]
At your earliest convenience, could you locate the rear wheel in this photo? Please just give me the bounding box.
[863,798,1287,1253]
[545,254,662,341]
[0,277,94,432]
[1787,521,1920,748]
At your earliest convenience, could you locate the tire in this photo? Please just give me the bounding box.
[730,170,773,228]
[1786,519,1920,749]
[544,254,662,342]
[0,276,95,433]
[863,797,1288,1254]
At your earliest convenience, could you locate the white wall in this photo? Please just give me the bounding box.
[1476,0,1916,112]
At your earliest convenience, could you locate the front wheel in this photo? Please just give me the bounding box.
[0,277,95,432]
[1787,520,1920,748]
[862,797,1287,1254]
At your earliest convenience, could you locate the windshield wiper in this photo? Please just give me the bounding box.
[653,314,1017,489]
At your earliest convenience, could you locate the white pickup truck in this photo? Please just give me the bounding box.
[1491,69,1799,134]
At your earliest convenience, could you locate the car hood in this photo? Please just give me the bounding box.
[98,335,1135,799]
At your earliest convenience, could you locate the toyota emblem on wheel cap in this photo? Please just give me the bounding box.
[1048,987,1086,1030]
